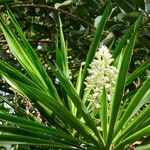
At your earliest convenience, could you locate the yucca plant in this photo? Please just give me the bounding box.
[0,5,150,150]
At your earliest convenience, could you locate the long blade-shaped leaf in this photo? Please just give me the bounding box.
[0,74,99,147]
[75,65,83,95]
[106,32,137,149]
[0,135,78,149]
[114,78,150,136]
[113,106,150,145]
[0,125,86,148]
[100,87,108,143]
[55,34,63,70]
[0,13,61,102]
[0,18,47,89]
[72,65,83,116]
[0,126,64,142]
[0,112,84,144]
[112,27,133,59]
[50,65,104,148]
[100,86,108,143]
[105,16,141,149]
[115,126,150,149]
[0,61,39,89]
[6,6,42,66]
[58,15,69,77]
[126,61,150,86]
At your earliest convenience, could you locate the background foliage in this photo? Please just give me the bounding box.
[0,0,149,76]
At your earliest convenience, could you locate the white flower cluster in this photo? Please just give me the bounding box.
[85,45,118,108]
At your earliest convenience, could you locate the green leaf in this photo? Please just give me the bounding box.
[0,17,47,90]
[58,15,69,78]
[99,86,108,143]
[105,16,140,149]
[0,125,85,148]
[0,135,78,149]
[113,106,150,145]
[6,6,44,70]
[50,65,104,148]
[131,89,150,117]
[112,27,133,59]
[0,74,99,147]
[114,78,150,136]
[73,65,83,116]
[0,112,87,145]
[113,15,141,60]
[80,4,110,97]
[75,65,83,95]
[0,61,39,89]
[115,126,150,149]
[58,15,74,112]
[126,61,150,86]
[55,34,63,70]
[1,10,61,103]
